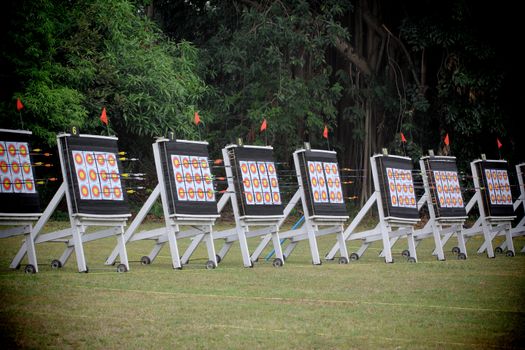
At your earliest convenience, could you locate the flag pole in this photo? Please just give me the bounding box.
[18,110,24,129]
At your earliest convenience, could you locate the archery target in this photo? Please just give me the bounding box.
[307,160,344,204]
[485,168,512,205]
[0,141,36,194]
[386,167,416,208]
[433,170,463,208]
[72,151,123,201]
[170,154,215,202]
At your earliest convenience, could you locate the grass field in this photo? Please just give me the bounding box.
[1,219,524,349]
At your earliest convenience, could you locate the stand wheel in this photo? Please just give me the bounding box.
[51,259,62,269]
[451,246,460,254]
[506,250,515,257]
[495,247,503,254]
[215,255,222,264]
[349,253,359,261]
[205,260,216,270]
[24,264,36,274]
[116,264,128,273]
[272,258,283,267]
[457,253,467,260]
[338,257,349,264]
[140,256,151,265]
[401,250,410,257]
[407,257,416,263]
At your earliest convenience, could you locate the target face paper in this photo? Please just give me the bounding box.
[229,146,283,217]
[375,155,419,220]
[423,157,467,218]
[297,149,347,218]
[0,129,40,214]
[60,135,129,215]
[475,160,514,218]
[159,140,218,216]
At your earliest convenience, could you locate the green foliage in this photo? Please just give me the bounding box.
[195,0,347,158]
[0,0,206,147]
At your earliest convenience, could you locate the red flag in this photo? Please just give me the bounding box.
[16,97,24,111]
[400,132,407,143]
[260,118,267,132]
[444,133,450,146]
[100,107,108,125]
[194,111,201,125]
[497,138,502,149]
[323,125,329,139]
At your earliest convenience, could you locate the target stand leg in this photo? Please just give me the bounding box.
[407,229,418,262]
[306,223,321,265]
[379,236,399,258]
[270,228,284,266]
[116,226,129,271]
[236,227,252,268]
[456,226,468,258]
[251,234,273,262]
[204,229,218,268]
[481,222,495,258]
[504,223,515,256]
[216,242,233,264]
[380,223,393,263]
[24,225,39,273]
[167,226,182,269]
[72,223,88,272]
[336,225,349,262]
[431,223,445,261]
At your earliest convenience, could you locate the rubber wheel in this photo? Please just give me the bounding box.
[401,249,410,257]
[506,250,515,257]
[350,253,359,261]
[495,247,503,254]
[51,259,62,269]
[215,254,222,264]
[272,258,283,267]
[205,260,216,270]
[24,264,36,274]
[457,253,467,260]
[451,246,460,254]
[140,256,151,265]
[408,257,416,263]
[116,263,128,273]
[339,257,349,264]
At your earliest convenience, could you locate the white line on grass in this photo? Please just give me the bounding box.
[71,284,525,315]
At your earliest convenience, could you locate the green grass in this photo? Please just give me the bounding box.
[1,219,524,349]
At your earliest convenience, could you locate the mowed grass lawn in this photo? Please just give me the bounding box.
[1,219,524,349]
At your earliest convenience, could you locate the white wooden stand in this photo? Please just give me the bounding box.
[325,154,419,263]
[11,134,131,273]
[182,145,285,268]
[251,149,349,265]
[106,139,218,269]
[412,156,468,260]
[460,159,516,258]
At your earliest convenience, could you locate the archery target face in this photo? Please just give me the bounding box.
[0,141,36,194]
[171,154,215,202]
[307,161,343,204]
[484,168,512,205]
[239,160,281,206]
[386,167,416,208]
[433,170,464,208]
[72,151,123,201]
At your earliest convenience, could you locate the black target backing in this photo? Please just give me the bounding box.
[422,156,467,219]
[296,149,347,218]
[228,145,283,217]
[59,134,129,215]
[474,160,514,218]
[0,129,40,214]
[158,140,218,216]
[374,155,420,220]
